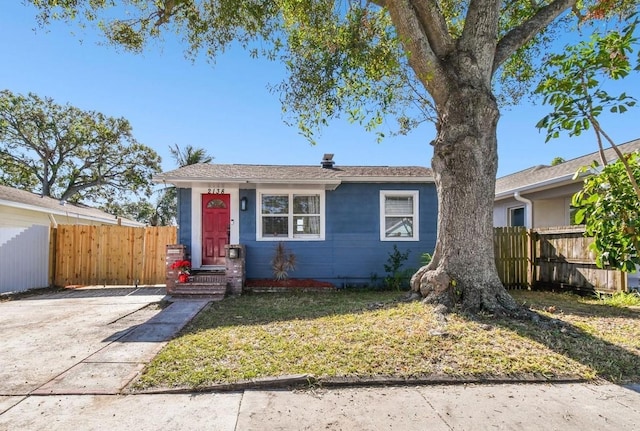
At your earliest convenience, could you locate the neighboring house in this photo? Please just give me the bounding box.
[0,184,144,228]
[154,154,437,285]
[0,184,143,293]
[494,138,640,228]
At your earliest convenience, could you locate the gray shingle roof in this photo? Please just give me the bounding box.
[0,185,143,226]
[495,138,640,198]
[154,163,433,184]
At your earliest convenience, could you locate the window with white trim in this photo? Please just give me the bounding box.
[380,191,419,241]
[508,206,525,227]
[259,191,324,240]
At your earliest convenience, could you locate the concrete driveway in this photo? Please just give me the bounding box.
[0,286,207,396]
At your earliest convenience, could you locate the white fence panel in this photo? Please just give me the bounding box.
[0,226,50,293]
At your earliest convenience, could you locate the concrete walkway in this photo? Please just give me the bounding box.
[1,287,639,430]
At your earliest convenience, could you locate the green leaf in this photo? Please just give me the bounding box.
[574,208,587,224]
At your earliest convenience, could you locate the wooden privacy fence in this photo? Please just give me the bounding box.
[51,225,177,287]
[494,226,627,293]
[533,226,626,293]
[494,227,530,289]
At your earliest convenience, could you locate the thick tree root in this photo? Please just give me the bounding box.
[403,280,570,335]
[410,266,550,323]
[411,272,577,335]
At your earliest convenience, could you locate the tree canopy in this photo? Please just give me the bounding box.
[160,143,215,224]
[0,89,161,204]
[100,144,214,225]
[535,18,639,151]
[26,1,638,139]
[169,144,214,167]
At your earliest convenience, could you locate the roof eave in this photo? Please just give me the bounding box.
[153,176,343,187]
[154,175,434,186]
[494,172,582,200]
[0,198,143,226]
[338,175,434,183]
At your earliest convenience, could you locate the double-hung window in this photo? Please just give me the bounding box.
[259,191,324,240]
[380,190,419,241]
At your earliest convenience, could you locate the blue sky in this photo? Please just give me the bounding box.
[1,3,638,178]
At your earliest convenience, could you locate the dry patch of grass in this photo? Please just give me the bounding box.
[505,291,640,381]
[133,290,640,391]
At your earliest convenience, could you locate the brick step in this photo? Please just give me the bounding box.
[169,283,227,296]
[189,275,227,285]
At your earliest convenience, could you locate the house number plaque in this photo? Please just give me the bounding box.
[208,187,225,194]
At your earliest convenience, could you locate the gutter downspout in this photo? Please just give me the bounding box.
[514,192,533,228]
[48,213,58,228]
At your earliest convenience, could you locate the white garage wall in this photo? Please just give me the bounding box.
[0,225,50,293]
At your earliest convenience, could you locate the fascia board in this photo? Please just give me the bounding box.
[0,198,138,226]
[154,177,342,188]
[494,173,581,200]
[338,176,434,183]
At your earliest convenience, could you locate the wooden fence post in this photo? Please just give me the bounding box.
[527,228,535,289]
[48,225,57,287]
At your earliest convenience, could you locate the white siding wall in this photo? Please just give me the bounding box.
[533,198,572,228]
[0,206,51,228]
[493,199,516,227]
[0,225,50,293]
[0,205,123,228]
[495,192,576,228]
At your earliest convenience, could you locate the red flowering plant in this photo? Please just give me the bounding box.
[171,259,192,283]
[170,259,191,275]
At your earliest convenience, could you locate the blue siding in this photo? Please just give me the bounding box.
[180,183,437,285]
[239,189,256,244]
[177,188,192,256]
[238,183,437,285]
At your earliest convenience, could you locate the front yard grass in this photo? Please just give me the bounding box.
[133,290,640,391]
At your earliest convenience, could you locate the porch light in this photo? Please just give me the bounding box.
[240,196,248,211]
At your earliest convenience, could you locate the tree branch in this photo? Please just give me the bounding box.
[493,0,577,73]
[385,0,449,104]
[155,0,180,26]
[409,0,455,59]
[460,0,501,82]
[61,179,103,201]
[592,120,640,201]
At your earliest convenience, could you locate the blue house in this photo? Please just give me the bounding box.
[155,154,437,287]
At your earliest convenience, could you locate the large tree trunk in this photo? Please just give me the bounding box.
[383,0,576,316]
[411,84,520,315]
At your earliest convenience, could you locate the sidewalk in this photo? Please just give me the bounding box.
[1,287,639,430]
[2,382,639,430]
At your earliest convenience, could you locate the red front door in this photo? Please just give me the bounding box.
[202,194,230,266]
